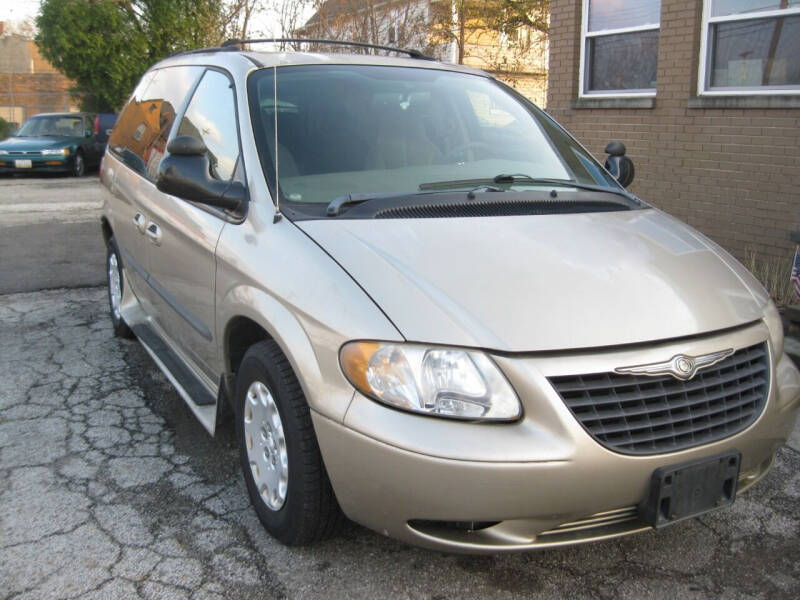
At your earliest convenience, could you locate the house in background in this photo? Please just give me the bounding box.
[547,0,799,263]
[297,0,549,106]
[0,22,77,130]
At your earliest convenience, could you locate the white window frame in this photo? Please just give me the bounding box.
[579,0,660,98]
[698,1,800,96]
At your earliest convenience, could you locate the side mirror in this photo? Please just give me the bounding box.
[156,135,245,211]
[604,140,635,188]
[85,130,92,138]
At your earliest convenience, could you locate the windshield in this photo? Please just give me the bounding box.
[17,116,85,137]
[248,65,621,207]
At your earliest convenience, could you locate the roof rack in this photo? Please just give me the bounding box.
[168,46,239,58]
[221,38,433,60]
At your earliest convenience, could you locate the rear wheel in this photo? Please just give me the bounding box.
[106,237,133,338]
[72,151,85,177]
[235,340,343,545]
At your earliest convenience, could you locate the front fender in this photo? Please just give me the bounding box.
[215,202,403,423]
[218,285,360,422]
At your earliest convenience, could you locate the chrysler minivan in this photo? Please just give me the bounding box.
[99,41,800,552]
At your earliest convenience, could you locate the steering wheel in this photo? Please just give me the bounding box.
[443,141,494,162]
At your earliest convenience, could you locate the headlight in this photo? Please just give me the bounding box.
[0,150,8,155]
[763,300,784,356]
[340,341,521,421]
[41,148,69,156]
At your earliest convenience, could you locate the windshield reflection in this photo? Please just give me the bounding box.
[249,65,621,206]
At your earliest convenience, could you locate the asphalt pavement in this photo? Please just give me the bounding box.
[1,286,799,600]
[1,173,799,599]
[0,174,105,294]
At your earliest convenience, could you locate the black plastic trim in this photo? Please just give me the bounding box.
[131,323,216,405]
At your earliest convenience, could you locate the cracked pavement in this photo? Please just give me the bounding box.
[1,287,799,600]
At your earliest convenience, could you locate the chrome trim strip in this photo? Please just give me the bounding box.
[614,348,735,381]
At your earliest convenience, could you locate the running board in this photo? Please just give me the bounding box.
[130,322,218,435]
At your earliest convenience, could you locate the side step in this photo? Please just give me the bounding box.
[130,322,219,435]
[132,323,216,405]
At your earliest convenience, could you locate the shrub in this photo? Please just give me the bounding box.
[744,246,797,307]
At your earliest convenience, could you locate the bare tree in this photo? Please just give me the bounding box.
[299,1,429,53]
[428,0,550,66]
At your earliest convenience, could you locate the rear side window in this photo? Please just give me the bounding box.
[109,66,202,180]
[177,69,239,182]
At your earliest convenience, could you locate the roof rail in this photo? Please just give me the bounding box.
[167,46,239,58]
[221,38,434,60]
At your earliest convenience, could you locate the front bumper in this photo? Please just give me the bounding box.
[0,156,71,173]
[314,322,800,552]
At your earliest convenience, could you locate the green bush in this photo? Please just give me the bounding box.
[0,116,14,140]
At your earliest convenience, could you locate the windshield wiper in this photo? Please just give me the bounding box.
[326,193,377,216]
[421,174,636,202]
[495,173,641,201]
[327,185,504,216]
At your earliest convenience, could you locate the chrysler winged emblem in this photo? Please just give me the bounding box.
[614,348,735,381]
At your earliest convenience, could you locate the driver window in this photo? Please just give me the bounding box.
[177,70,240,182]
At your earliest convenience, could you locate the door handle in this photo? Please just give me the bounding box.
[133,213,147,234]
[145,222,162,245]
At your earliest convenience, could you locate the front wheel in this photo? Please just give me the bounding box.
[72,151,85,177]
[235,340,343,545]
[106,238,133,338]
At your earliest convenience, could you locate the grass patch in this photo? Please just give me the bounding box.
[743,246,797,308]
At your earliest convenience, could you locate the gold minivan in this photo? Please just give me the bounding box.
[100,41,800,552]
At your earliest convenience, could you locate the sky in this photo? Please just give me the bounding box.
[0,1,312,37]
[0,0,42,25]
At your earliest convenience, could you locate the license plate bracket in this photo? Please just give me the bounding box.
[639,450,741,529]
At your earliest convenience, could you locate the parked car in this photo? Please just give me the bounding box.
[93,112,118,155]
[0,112,102,176]
[99,41,800,553]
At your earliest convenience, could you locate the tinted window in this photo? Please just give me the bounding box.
[109,66,202,179]
[177,70,239,182]
[249,66,618,206]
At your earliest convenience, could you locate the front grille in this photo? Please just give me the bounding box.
[8,151,41,156]
[549,343,769,455]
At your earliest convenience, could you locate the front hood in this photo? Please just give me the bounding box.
[299,209,766,352]
[0,136,74,151]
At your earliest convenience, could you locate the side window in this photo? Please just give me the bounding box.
[109,66,202,179]
[177,70,240,182]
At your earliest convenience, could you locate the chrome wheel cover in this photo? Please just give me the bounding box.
[108,252,122,321]
[244,380,289,511]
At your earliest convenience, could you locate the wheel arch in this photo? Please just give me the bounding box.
[100,216,113,245]
[219,285,354,423]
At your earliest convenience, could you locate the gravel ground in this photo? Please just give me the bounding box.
[1,287,799,600]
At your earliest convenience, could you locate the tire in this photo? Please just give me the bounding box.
[106,237,134,339]
[72,151,85,177]
[235,340,343,545]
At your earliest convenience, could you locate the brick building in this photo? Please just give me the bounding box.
[546,0,799,263]
[0,22,77,129]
